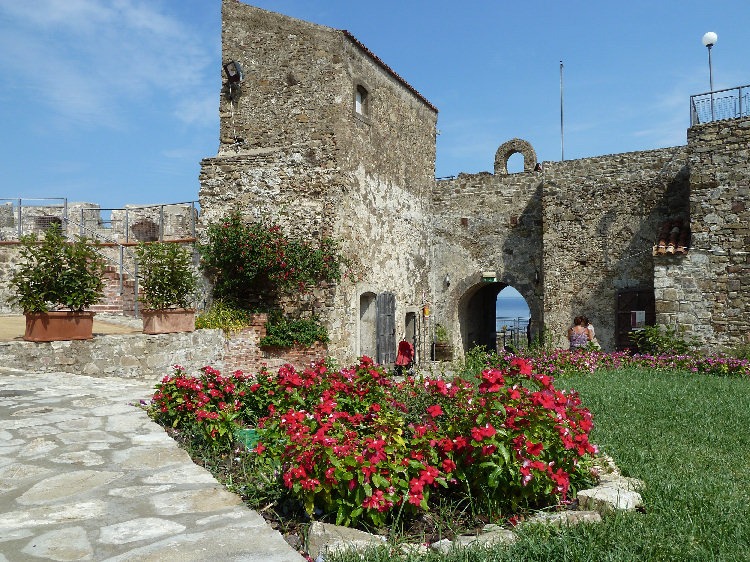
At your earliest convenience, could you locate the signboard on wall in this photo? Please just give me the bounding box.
[631,310,646,329]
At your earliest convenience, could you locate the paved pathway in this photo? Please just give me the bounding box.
[0,367,304,561]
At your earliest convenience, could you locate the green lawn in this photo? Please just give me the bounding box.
[329,367,750,561]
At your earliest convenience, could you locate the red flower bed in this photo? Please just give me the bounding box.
[151,357,598,528]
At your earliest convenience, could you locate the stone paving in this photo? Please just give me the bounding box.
[0,366,304,561]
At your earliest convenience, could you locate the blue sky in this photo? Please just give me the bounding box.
[1,1,748,209]
[497,288,529,322]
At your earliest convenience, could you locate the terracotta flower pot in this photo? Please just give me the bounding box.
[24,311,96,342]
[141,309,196,334]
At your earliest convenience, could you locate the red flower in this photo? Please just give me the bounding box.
[526,440,544,456]
[427,404,443,417]
[441,458,456,472]
[419,465,439,485]
[510,358,533,375]
[479,369,506,393]
[470,423,496,442]
[408,490,423,506]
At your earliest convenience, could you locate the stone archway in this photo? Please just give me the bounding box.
[450,274,540,356]
[458,282,507,352]
[494,138,538,175]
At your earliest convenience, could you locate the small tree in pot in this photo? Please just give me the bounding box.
[135,242,198,334]
[10,224,105,341]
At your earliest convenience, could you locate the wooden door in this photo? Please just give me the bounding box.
[376,292,396,364]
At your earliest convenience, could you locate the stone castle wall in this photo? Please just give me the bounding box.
[202,1,747,357]
[3,2,747,363]
[201,1,437,363]
[540,147,690,349]
[430,170,543,352]
[426,144,694,352]
[653,119,750,348]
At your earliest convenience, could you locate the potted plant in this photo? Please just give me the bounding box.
[135,242,198,334]
[9,224,105,341]
[433,323,453,361]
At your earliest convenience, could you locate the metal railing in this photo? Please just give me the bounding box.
[62,215,142,316]
[1,198,201,317]
[0,198,199,242]
[496,316,530,350]
[690,84,750,125]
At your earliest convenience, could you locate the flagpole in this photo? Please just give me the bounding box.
[560,60,565,161]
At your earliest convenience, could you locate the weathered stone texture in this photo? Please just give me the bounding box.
[0,330,225,383]
[200,2,748,357]
[540,147,689,349]
[0,324,328,382]
[3,2,749,362]
[201,1,437,363]
[661,120,750,347]
[430,172,543,351]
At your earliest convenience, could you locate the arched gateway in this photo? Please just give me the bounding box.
[457,280,534,354]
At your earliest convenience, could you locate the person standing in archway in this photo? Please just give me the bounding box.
[394,338,414,376]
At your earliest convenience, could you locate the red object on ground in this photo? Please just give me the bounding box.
[395,340,414,366]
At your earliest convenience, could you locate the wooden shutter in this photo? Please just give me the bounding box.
[376,292,396,364]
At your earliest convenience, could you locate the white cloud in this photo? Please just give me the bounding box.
[0,0,215,130]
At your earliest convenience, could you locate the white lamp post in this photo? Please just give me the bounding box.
[702,31,717,120]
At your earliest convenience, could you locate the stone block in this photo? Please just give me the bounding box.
[306,521,386,560]
[526,510,602,527]
[577,479,643,513]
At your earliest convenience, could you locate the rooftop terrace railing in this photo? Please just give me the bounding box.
[0,198,199,242]
[690,84,750,125]
[0,198,201,317]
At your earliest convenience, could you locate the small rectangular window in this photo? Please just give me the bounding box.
[355,85,368,116]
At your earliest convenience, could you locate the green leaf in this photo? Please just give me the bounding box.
[304,494,315,515]
[487,466,503,489]
[371,473,389,489]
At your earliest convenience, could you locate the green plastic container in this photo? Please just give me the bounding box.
[235,428,260,450]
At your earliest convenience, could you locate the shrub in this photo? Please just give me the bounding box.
[151,365,254,449]
[256,357,597,527]
[199,211,347,306]
[459,345,501,381]
[628,324,697,355]
[195,300,255,334]
[727,343,750,361]
[149,358,598,530]
[135,242,198,310]
[9,224,105,313]
[435,324,450,343]
[259,314,329,348]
